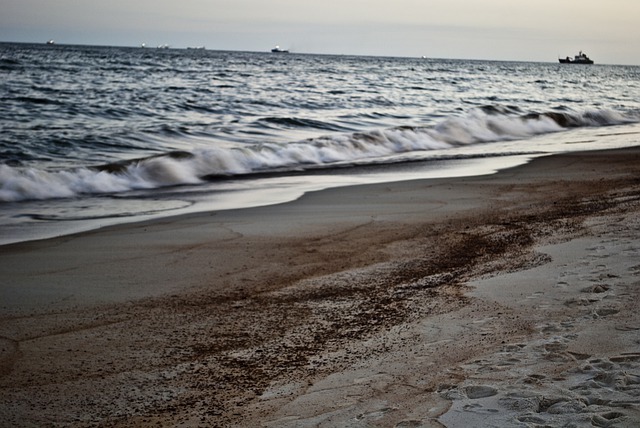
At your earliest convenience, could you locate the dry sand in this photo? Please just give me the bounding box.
[1,148,640,427]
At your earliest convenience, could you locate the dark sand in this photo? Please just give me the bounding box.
[2,148,640,426]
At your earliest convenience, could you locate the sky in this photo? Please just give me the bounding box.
[1,0,639,65]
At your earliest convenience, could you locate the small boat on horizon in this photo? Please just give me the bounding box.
[271,46,289,53]
[46,40,55,45]
[559,51,594,64]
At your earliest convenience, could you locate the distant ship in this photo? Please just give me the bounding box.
[559,51,594,64]
[46,40,55,45]
[271,46,289,53]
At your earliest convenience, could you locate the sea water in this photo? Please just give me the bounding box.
[1,42,640,244]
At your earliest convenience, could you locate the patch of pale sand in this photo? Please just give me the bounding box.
[253,214,640,428]
[459,217,640,426]
[436,212,640,427]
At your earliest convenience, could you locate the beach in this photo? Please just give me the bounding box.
[1,147,640,426]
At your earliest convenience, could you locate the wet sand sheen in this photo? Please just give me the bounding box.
[1,148,640,426]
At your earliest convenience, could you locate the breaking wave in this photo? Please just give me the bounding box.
[1,107,637,202]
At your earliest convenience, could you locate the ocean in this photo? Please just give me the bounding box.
[1,42,640,245]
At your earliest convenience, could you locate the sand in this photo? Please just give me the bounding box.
[1,148,640,427]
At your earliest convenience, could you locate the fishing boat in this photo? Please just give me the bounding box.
[271,46,289,53]
[559,51,594,64]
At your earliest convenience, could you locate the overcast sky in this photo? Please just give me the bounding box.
[2,0,639,64]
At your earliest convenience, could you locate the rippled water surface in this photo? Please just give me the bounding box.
[1,43,640,243]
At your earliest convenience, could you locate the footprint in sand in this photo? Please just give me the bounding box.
[543,341,568,352]
[564,297,598,308]
[544,398,587,414]
[621,246,640,256]
[614,324,640,332]
[517,414,547,424]
[594,307,620,317]
[610,353,640,363]
[591,412,628,427]
[522,373,547,386]
[580,284,610,293]
[464,385,498,399]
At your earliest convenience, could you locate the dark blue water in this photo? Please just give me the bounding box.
[2,42,640,244]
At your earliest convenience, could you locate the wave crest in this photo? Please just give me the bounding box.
[1,107,638,202]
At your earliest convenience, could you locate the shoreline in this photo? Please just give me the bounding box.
[3,122,640,248]
[0,152,538,248]
[2,147,640,426]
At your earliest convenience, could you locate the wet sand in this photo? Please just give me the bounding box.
[1,148,640,426]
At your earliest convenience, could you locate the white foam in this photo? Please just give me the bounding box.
[1,108,637,202]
